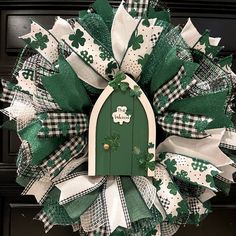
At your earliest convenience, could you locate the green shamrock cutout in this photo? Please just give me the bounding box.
[109,71,127,91]
[130,85,142,97]
[69,29,86,48]
[31,32,49,50]
[129,30,144,50]
[104,133,120,152]
[137,151,155,171]
[99,46,112,61]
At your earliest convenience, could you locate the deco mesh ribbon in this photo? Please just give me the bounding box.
[1,0,236,235]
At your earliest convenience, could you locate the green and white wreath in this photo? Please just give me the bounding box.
[1,0,236,235]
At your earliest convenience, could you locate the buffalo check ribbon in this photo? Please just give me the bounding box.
[220,128,236,150]
[0,80,15,104]
[35,211,54,233]
[42,135,86,178]
[125,0,150,17]
[38,112,88,138]
[157,112,213,138]
[153,66,197,114]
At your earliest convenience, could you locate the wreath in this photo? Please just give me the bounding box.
[1,0,236,235]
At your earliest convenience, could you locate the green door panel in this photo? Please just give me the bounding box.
[95,89,150,176]
[131,98,148,176]
[110,89,134,175]
[96,98,111,175]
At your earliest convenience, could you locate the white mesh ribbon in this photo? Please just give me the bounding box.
[1,91,36,130]
[80,193,106,232]
[132,176,156,209]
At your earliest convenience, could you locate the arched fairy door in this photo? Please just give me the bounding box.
[88,74,156,176]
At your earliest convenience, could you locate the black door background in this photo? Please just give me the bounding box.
[0,1,236,235]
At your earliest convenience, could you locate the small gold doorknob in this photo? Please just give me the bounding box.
[103,143,110,150]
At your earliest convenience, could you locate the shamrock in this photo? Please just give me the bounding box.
[76,123,81,133]
[153,179,163,191]
[137,53,150,68]
[69,29,85,48]
[80,50,93,64]
[47,159,55,167]
[164,113,174,124]
[180,75,192,89]
[182,114,190,123]
[99,46,112,61]
[129,30,144,50]
[119,82,129,92]
[137,151,155,171]
[176,170,190,181]
[180,129,191,137]
[158,152,166,161]
[205,170,218,188]
[176,200,189,215]
[129,9,138,18]
[158,95,168,108]
[191,213,201,224]
[109,71,126,90]
[167,182,179,195]
[167,214,177,223]
[60,147,71,161]
[104,133,120,152]
[148,142,155,149]
[130,85,142,97]
[164,159,177,173]
[105,61,118,76]
[58,122,70,136]
[142,18,150,27]
[191,159,208,172]
[194,119,209,132]
[31,32,49,50]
